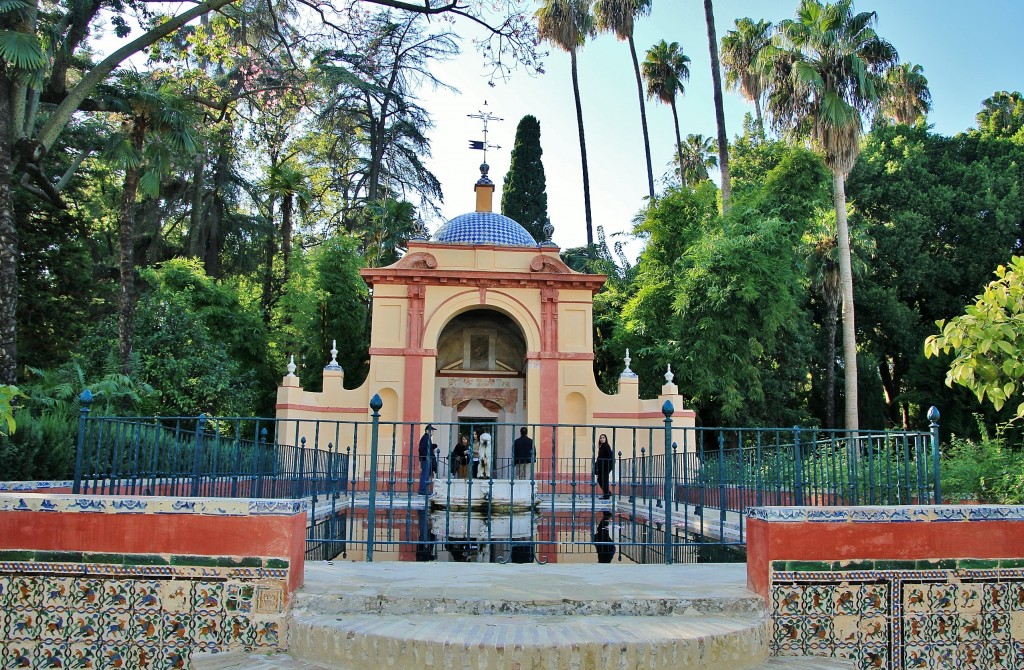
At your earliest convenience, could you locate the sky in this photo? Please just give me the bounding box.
[415,0,1024,259]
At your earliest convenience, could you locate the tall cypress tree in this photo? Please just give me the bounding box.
[501,115,549,242]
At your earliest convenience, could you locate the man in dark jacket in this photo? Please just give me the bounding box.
[418,424,437,494]
[513,427,533,480]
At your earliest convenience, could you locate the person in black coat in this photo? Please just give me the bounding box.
[418,424,437,494]
[513,427,534,479]
[594,433,614,499]
[451,434,470,478]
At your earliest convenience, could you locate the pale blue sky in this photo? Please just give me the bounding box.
[418,0,1024,257]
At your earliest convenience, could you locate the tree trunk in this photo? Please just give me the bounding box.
[0,68,17,384]
[187,148,206,259]
[825,296,838,429]
[670,98,686,187]
[117,121,147,375]
[281,192,293,284]
[628,34,654,200]
[703,0,731,212]
[754,95,765,141]
[833,170,859,430]
[570,49,594,248]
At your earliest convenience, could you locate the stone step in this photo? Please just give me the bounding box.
[755,658,858,669]
[297,562,764,618]
[190,651,330,670]
[192,651,856,670]
[289,613,769,670]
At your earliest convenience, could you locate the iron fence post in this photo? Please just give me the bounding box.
[72,390,93,495]
[191,414,207,497]
[367,394,383,562]
[662,400,674,564]
[928,406,941,504]
[793,426,804,507]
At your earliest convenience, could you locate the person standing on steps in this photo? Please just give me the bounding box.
[452,434,470,478]
[594,433,614,499]
[513,427,534,480]
[418,424,437,494]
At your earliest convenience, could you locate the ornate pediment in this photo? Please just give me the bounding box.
[529,255,572,274]
[395,252,438,270]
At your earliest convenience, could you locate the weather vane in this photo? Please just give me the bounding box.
[467,101,503,164]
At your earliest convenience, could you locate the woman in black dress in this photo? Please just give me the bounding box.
[594,433,614,499]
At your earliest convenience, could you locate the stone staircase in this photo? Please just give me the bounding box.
[192,563,854,670]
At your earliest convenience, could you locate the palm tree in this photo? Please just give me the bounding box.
[721,17,773,136]
[703,0,731,212]
[764,0,899,430]
[594,0,655,199]
[676,133,718,186]
[103,74,197,374]
[642,40,690,190]
[804,207,872,429]
[537,0,596,247]
[881,63,931,125]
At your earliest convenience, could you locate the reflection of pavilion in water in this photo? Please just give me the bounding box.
[316,507,626,564]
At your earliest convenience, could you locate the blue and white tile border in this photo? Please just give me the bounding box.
[0,492,308,516]
[747,504,1024,523]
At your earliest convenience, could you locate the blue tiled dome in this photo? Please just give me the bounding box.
[433,212,537,246]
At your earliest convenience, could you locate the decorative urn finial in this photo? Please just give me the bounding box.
[621,348,637,378]
[664,364,674,385]
[325,340,342,371]
[286,354,297,377]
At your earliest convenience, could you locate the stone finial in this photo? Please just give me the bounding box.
[542,218,557,247]
[664,364,674,385]
[621,348,637,378]
[286,355,297,377]
[325,340,343,371]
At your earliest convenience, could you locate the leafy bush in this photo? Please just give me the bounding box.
[941,428,1024,503]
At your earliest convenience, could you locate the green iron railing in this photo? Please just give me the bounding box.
[72,390,942,564]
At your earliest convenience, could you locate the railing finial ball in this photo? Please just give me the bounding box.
[661,399,674,417]
[369,394,383,412]
[927,406,940,422]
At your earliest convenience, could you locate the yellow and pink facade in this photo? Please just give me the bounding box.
[275,169,695,474]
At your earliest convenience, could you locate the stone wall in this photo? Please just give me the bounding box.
[0,493,306,669]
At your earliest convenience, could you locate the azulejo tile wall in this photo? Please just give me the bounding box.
[0,551,288,670]
[770,558,1024,670]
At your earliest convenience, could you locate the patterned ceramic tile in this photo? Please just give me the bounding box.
[770,566,1024,670]
[160,581,193,614]
[251,617,282,647]
[99,580,132,609]
[8,609,39,641]
[224,583,255,615]
[254,585,284,615]
[192,582,224,611]
[102,609,132,642]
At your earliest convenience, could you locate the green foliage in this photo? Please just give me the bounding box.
[925,257,1024,420]
[940,427,1024,504]
[0,384,22,436]
[976,91,1024,140]
[620,180,813,425]
[851,121,1024,429]
[124,260,268,417]
[501,115,549,242]
[0,362,152,480]
[272,236,370,391]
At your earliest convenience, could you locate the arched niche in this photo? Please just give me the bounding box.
[422,290,541,354]
[435,309,527,375]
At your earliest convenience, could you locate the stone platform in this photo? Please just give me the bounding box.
[192,563,854,670]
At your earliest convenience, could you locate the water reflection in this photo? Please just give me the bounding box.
[593,511,615,563]
[413,508,617,564]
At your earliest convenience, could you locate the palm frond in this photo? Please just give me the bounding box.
[0,30,45,73]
